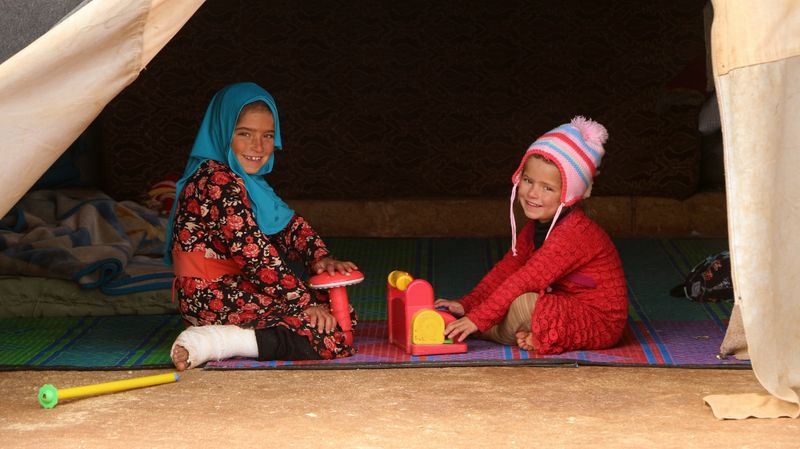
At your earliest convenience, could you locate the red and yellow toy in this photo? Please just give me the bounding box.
[387,270,467,355]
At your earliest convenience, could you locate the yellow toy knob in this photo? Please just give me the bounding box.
[387,270,414,291]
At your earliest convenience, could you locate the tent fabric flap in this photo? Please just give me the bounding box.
[711,0,800,75]
[704,393,800,420]
[709,0,800,415]
[0,0,204,219]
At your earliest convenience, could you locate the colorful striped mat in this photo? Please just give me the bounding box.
[0,314,180,370]
[0,238,750,370]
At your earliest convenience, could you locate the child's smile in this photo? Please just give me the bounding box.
[230,109,275,174]
[517,156,562,222]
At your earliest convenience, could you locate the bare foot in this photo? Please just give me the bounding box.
[171,344,191,371]
[515,330,536,352]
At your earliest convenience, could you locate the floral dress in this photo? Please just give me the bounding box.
[171,160,356,359]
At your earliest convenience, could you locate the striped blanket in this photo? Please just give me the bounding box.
[0,189,173,295]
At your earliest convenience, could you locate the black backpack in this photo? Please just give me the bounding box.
[670,250,734,303]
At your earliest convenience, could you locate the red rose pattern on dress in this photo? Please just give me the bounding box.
[172,160,357,359]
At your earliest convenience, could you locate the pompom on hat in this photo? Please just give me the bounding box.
[509,116,608,255]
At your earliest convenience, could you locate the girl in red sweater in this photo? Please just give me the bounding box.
[435,117,628,354]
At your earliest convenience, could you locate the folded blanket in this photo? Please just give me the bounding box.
[0,189,173,295]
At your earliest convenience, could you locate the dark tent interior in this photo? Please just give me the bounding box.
[77,0,723,239]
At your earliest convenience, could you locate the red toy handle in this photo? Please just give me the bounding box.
[308,270,363,347]
[329,287,353,346]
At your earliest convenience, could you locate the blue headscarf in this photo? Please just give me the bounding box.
[164,82,294,265]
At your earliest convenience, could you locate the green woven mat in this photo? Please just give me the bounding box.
[0,237,730,370]
[0,314,180,369]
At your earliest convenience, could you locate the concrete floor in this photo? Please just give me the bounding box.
[1,366,796,449]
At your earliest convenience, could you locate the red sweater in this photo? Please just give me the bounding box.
[460,209,628,354]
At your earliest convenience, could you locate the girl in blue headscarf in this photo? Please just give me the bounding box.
[167,82,358,370]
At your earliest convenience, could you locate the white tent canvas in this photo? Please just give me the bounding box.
[0,0,797,417]
[0,0,203,214]
[701,0,800,418]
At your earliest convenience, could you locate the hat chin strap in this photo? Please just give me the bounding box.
[510,182,520,256]
[510,182,565,255]
[544,203,565,241]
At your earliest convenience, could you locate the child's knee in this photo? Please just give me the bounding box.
[508,292,538,331]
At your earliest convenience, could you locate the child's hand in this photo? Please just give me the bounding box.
[444,317,478,342]
[433,299,465,317]
[312,257,359,275]
[304,305,337,333]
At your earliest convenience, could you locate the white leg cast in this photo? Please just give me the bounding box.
[171,325,258,368]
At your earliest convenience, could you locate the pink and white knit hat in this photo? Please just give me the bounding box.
[509,116,608,255]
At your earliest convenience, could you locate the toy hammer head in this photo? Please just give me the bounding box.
[308,271,365,289]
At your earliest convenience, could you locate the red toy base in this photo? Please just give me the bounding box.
[409,342,468,356]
